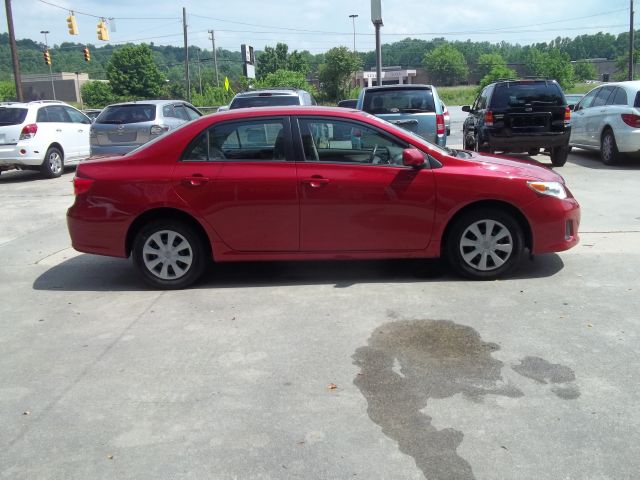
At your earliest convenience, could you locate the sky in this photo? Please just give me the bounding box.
[1,0,633,54]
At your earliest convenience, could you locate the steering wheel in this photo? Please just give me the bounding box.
[369,144,378,163]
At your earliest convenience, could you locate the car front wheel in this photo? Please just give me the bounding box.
[41,146,64,178]
[132,220,207,289]
[446,209,524,280]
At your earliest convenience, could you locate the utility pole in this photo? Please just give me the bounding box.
[4,0,24,101]
[40,30,56,100]
[183,7,190,101]
[196,48,203,95]
[630,0,635,81]
[349,14,358,53]
[208,30,219,87]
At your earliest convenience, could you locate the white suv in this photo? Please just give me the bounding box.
[0,100,91,178]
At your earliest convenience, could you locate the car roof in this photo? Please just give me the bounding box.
[210,105,364,119]
[233,89,307,98]
[105,99,190,107]
[363,84,434,91]
[0,100,68,108]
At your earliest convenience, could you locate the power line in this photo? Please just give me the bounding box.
[36,0,178,20]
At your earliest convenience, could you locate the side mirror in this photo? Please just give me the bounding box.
[402,148,425,168]
[461,105,471,113]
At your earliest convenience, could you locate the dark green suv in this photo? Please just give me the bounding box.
[462,79,571,166]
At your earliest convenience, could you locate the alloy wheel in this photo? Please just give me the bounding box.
[47,151,63,175]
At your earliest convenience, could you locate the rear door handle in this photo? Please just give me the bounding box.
[181,175,210,187]
[301,176,330,188]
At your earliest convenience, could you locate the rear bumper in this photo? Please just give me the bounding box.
[612,128,640,153]
[0,144,43,169]
[486,130,570,152]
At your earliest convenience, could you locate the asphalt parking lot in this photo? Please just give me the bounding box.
[1,140,640,479]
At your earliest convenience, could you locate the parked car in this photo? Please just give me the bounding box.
[462,79,571,166]
[0,100,91,178]
[337,99,358,108]
[356,84,447,147]
[569,81,640,164]
[564,94,584,109]
[82,109,102,122]
[68,106,580,289]
[229,88,316,109]
[90,100,202,156]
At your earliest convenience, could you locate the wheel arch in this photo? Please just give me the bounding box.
[441,200,533,254]
[46,142,65,159]
[125,207,213,259]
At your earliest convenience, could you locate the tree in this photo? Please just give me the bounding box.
[81,81,116,108]
[475,53,508,79]
[573,61,598,81]
[0,81,16,101]
[106,44,166,99]
[256,43,310,78]
[422,44,469,86]
[526,48,574,89]
[256,69,317,94]
[318,47,361,102]
[479,65,518,90]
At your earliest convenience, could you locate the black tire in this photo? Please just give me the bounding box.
[41,146,64,178]
[474,133,490,153]
[527,148,539,156]
[601,129,619,165]
[550,145,569,167]
[132,220,208,289]
[446,208,524,280]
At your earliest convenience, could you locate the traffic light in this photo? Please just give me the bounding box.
[97,20,109,41]
[66,14,78,35]
[43,49,51,65]
[83,47,90,62]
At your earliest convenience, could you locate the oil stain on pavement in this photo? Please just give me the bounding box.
[352,319,580,480]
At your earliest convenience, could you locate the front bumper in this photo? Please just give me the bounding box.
[525,195,580,254]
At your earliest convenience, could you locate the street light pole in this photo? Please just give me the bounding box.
[349,14,358,53]
[40,30,56,100]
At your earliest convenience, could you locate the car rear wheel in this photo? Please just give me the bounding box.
[446,208,524,280]
[132,220,207,289]
[550,146,569,167]
[41,146,64,178]
[601,129,619,165]
[474,133,490,153]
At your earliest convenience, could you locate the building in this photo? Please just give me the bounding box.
[355,67,417,88]
[21,72,91,105]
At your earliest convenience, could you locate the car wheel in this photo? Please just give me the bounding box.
[446,208,524,280]
[601,129,619,165]
[550,146,569,167]
[41,146,64,178]
[132,220,207,289]
[474,133,490,153]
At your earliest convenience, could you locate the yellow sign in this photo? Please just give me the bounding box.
[224,76,230,92]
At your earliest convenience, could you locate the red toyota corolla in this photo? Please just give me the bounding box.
[67,106,580,289]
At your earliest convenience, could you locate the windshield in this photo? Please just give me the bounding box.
[230,96,300,109]
[363,89,436,114]
[96,104,157,124]
[492,82,564,108]
[0,107,28,126]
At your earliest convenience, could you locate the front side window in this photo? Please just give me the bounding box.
[298,118,408,165]
[578,89,600,110]
[182,118,288,162]
[592,87,614,107]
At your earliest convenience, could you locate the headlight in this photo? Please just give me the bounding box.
[527,181,567,199]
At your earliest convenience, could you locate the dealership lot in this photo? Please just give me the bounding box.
[1,147,639,479]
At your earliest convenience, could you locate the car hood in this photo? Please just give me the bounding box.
[466,152,564,183]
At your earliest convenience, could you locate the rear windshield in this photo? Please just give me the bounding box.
[0,107,28,126]
[96,104,157,124]
[363,89,436,114]
[230,95,300,109]
[492,82,564,108]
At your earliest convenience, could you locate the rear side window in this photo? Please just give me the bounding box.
[0,107,27,126]
[230,95,300,109]
[610,88,628,106]
[491,82,564,109]
[96,104,156,124]
[363,89,435,114]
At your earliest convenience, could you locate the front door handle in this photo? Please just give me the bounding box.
[301,176,330,188]
[181,175,209,187]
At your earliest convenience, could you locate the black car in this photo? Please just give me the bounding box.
[462,79,571,166]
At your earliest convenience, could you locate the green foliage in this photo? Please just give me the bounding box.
[190,85,234,107]
[0,81,16,101]
[525,48,574,89]
[256,43,310,78]
[422,44,469,86]
[80,81,116,108]
[475,53,507,79]
[318,47,362,102]
[479,65,518,90]
[437,86,478,106]
[573,61,598,81]
[256,69,314,91]
[106,44,166,99]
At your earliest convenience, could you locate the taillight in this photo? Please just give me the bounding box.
[150,125,169,135]
[621,113,640,128]
[484,111,494,127]
[436,114,445,135]
[564,107,571,126]
[73,175,94,195]
[19,124,37,140]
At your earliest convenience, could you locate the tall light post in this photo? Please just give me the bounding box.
[40,30,56,100]
[349,14,358,53]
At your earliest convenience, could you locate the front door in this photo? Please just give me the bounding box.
[172,116,299,252]
[295,117,436,252]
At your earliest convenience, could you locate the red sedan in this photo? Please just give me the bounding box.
[67,106,580,289]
